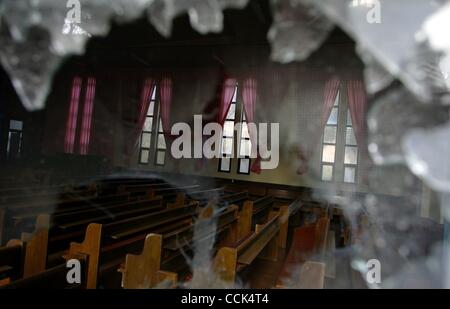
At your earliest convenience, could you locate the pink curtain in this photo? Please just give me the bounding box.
[64,77,82,154]
[347,80,367,147]
[322,77,341,127]
[297,76,340,175]
[218,78,237,126]
[160,77,173,137]
[128,78,155,154]
[242,78,261,174]
[79,77,97,155]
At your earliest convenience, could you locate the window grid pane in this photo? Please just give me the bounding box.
[219,158,231,172]
[238,158,250,174]
[344,166,356,183]
[322,165,333,181]
[139,85,158,165]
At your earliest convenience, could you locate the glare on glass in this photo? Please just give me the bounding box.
[324,126,337,144]
[223,121,235,137]
[221,137,233,155]
[226,104,236,120]
[241,122,250,139]
[141,133,151,148]
[157,134,166,149]
[327,108,338,125]
[347,110,352,126]
[156,151,165,165]
[322,145,336,163]
[344,146,358,164]
[10,120,23,131]
[232,86,238,102]
[334,91,340,106]
[220,158,231,171]
[322,165,333,181]
[147,101,155,116]
[151,86,157,100]
[344,166,356,183]
[143,117,153,132]
[140,149,149,164]
[346,127,357,146]
[239,158,250,173]
[240,139,251,157]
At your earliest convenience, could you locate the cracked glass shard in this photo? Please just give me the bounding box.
[298,0,450,104]
[356,46,394,96]
[0,0,153,111]
[367,84,449,166]
[148,0,249,37]
[267,0,334,63]
[0,0,250,111]
[403,123,450,193]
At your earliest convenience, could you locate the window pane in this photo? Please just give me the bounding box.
[334,91,340,106]
[226,104,236,120]
[147,101,155,116]
[151,86,157,100]
[239,158,250,174]
[221,138,233,155]
[322,165,333,181]
[140,149,149,164]
[323,126,337,144]
[143,117,153,132]
[232,86,237,102]
[223,121,235,137]
[241,122,250,139]
[327,108,339,125]
[346,127,357,146]
[347,110,352,126]
[322,145,336,163]
[344,166,356,183]
[156,151,165,165]
[158,118,163,133]
[344,146,358,164]
[141,133,151,148]
[220,158,231,172]
[10,120,23,131]
[240,139,251,157]
[157,134,166,150]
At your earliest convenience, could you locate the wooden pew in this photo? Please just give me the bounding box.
[213,205,289,285]
[3,193,131,242]
[119,204,241,288]
[0,214,50,285]
[275,214,330,289]
[65,201,200,288]
[0,241,23,285]
[119,234,178,289]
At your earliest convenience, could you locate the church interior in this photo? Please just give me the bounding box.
[0,0,448,289]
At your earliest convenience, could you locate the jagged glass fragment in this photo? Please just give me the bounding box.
[403,122,450,193]
[268,0,334,63]
[367,85,449,165]
[298,0,450,104]
[0,0,153,111]
[148,0,249,37]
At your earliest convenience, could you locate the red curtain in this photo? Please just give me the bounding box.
[64,77,82,154]
[242,78,261,174]
[128,78,155,155]
[322,76,341,127]
[347,80,367,147]
[79,77,96,155]
[218,78,237,126]
[160,77,173,137]
[297,76,340,175]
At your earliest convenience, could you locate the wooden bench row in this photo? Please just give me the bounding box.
[0,190,278,289]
